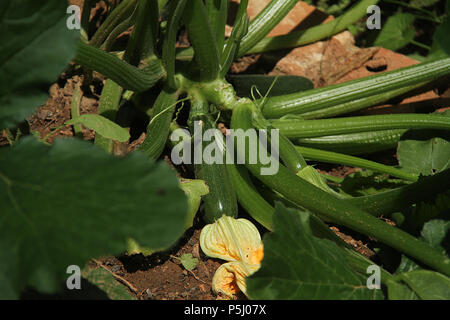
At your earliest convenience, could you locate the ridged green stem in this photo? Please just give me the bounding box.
[184,0,220,81]
[138,87,179,160]
[89,0,137,47]
[74,41,165,92]
[296,146,418,181]
[296,129,406,155]
[238,0,298,56]
[273,114,450,139]
[262,57,450,119]
[297,81,430,119]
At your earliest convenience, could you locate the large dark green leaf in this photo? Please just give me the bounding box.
[398,137,450,176]
[399,270,450,300]
[0,137,188,299]
[373,13,415,51]
[386,280,420,300]
[337,170,408,197]
[421,219,450,252]
[246,203,383,300]
[0,0,79,129]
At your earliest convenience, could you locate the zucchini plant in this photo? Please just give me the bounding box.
[1,0,449,300]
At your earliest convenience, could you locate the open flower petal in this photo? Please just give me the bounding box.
[200,215,263,264]
[212,261,260,298]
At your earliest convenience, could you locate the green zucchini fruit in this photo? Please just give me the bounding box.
[189,99,238,223]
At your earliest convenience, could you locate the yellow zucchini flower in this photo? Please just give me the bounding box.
[200,215,263,298]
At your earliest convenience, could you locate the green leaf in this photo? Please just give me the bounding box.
[386,280,420,300]
[82,266,136,300]
[0,137,188,299]
[66,114,130,143]
[434,0,450,55]
[246,203,383,300]
[179,253,199,271]
[373,13,415,51]
[180,179,209,229]
[397,218,450,273]
[227,75,313,100]
[421,219,450,250]
[337,170,408,197]
[398,137,450,176]
[390,235,450,300]
[0,0,79,129]
[400,270,450,300]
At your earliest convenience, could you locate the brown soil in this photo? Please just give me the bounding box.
[96,229,230,300]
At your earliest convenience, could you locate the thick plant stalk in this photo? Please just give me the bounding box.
[296,146,418,181]
[74,41,165,92]
[238,0,299,56]
[175,0,377,63]
[184,0,220,81]
[163,0,188,88]
[231,101,450,276]
[139,87,179,160]
[251,109,307,173]
[123,0,159,66]
[247,0,379,54]
[273,114,450,138]
[89,0,137,47]
[219,6,249,78]
[228,163,396,283]
[227,164,275,231]
[262,57,450,118]
[205,0,229,54]
[189,98,238,223]
[101,10,137,51]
